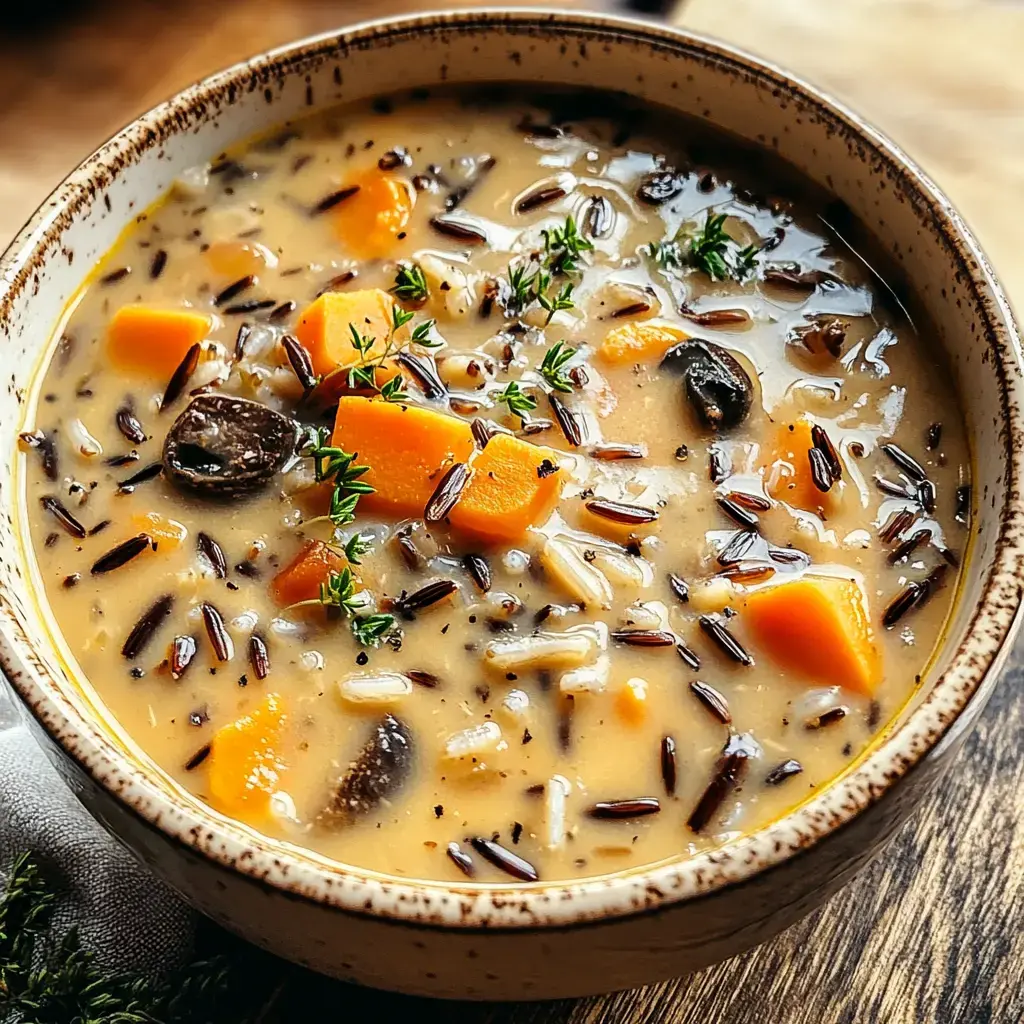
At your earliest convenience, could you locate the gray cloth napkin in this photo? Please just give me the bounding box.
[0,678,194,976]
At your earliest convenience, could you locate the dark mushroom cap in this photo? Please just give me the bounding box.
[162,394,298,497]
[661,339,755,430]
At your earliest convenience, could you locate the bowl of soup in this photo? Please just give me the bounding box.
[0,8,1021,1001]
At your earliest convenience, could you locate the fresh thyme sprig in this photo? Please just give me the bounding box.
[319,569,395,646]
[344,306,419,401]
[0,851,265,1023]
[535,275,575,326]
[496,380,538,419]
[539,341,577,393]
[643,210,763,281]
[392,262,428,303]
[299,425,374,530]
[542,214,594,275]
[342,532,372,566]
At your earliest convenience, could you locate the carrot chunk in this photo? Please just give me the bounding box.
[132,512,187,550]
[207,693,288,817]
[742,575,880,694]
[270,539,345,607]
[599,322,687,366]
[765,414,833,513]
[332,169,415,259]
[107,305,212,378]
[295,288,405,379]
[331,398,475,520]
[450,434,563,543]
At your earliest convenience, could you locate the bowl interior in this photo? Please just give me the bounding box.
[0,10,1020,926]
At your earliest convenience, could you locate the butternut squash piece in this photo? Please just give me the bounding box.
[333,169,415,259]
[450,434,563,543]
[270,539,345,607]
[599,321,686,366]
[765,415,832,513]
[132,512,187,550]
[331,398,475,519]
[207,693,288,817]
[615,677,649,725]
[295,288,406,379]
[107,305,211,379]
[742,575,880,695]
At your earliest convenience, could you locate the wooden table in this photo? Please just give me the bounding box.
[4,2,1021,1020]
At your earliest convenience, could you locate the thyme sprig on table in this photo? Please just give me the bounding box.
[0,851,265,1023]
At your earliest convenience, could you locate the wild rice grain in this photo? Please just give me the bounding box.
[269,300,297,323]
[689,680,732,724]
[159,343,201,412]
[878,507,916,544]
[462,553,492,593]
[880,443,926,482]
[887,528,931,565]
[397,351,447,399]
[429,215,487,244]
[469,837,538,882]
[807,447,833,492]
[214,275,255,307]
[91,534,152,574]
[201,602,233,661]
[197,532,228,578]
[249,634,270,680]
[708,446,731,483]
[394,579,459,619]
[926,422,942,450]
[312,185,361,214]
[917,479,937,513]
[515,184,567,214]
[548,393,584,447]
[149,249,168,280]
[281,334,318,393]
[223,299,276,316]
[675,641,701,671]
[588,442,647,461]
[610,629,675,647]
[424,463,471,523]
[680,307,751,328]
[20,430,59,481]
[764,759,803,785]
[407,669,441,688]
[955,484,971,524]
[716,496,759,530]
[116,406,147,444]
[717,529,759,566]
[585,499,658,526]
[667,572,689,604]
[811,424,842,481]
[698,615,753,666]
[447,842,475,877]
[184,743,212,772]
[170,635,198,680]
[805,706,848,730]
[584,195,614,239]
[660,736,678,796]
[40,496,86,539]
[587,798,661,819]
[121,594,174,659]
[688,733,757,833]
[100,266,131,285]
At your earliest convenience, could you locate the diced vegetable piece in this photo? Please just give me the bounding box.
[331,398,475,519]
[295,288,406,379]
[207,693,288,817]
[599,321,686,366]
[132,511,187,549]
[204,239,276,280]
[107,305,211,378]
[450,434,563,543]
[765,414,832,512]
[270,540,345,606]
[742,574,880,694]
[615,677,649,725]
[333,169,416,259]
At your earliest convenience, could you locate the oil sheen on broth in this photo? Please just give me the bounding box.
[21,87,970,884]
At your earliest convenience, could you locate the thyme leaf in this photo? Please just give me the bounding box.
[496,380,538,418]
[540,341,577,393]
[392,262,428,302]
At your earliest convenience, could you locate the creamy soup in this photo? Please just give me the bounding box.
[20,87,970,884]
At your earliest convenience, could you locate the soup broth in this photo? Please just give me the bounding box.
[21,87,969,883]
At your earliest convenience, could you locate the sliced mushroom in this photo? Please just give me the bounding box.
[319,714,414,827]
[162,395,297,497]
[661,340,754,430]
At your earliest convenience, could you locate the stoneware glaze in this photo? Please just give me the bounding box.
[0,9,1022,1001]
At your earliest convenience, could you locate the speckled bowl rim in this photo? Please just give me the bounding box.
[1,8,1023,931]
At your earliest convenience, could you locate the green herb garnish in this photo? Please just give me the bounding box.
[392,263,428,303]
[379,373,409,403]
[319,568,395,646]
[644,211,763,282]
[688,212,732,281]
[542,214,594,275]
[535,275,575,325]
[300,426,374,529]
[496,380,538,418]
[410,319,442,347]
[540,341,577,393]
[343,532,373,565]
[642,239,685,270]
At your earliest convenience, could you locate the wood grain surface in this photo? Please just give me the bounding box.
[2,2,1021,1020]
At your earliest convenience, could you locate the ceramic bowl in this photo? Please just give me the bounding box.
[0,9,1021,1002]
